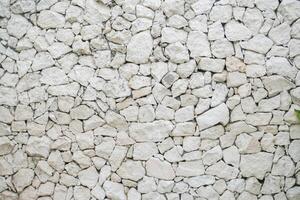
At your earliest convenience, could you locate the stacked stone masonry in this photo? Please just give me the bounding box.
[0,0,300,200]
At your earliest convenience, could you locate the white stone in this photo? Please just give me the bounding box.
[103,78,131,98]
[7,15,31,39]
[187,31,211,57]
[74,186,91,200]
[40,67,68,85]
[117,161,145,181]
[37,10,65,28]
[289,140,300,162]
[26,136,51,158]
[268,22,291,45]
[129,120,173,142]
[191,0,215,15]
[266,57,297,79]
[0,137,14,156]
[202,146,223,166]
[199,58,225,73]
[165,42,189,64]
[225,20,252,41]
[176,160,205,177]
[0,86,17,106]
[262,75,295,96]
[126,31,153,64]
[240,152,273,179]
[146,157,175,180]
[206,161,239,180]
[175,106,194,122]
[240,34,273,54]
[78,166,98,188]
[161,27,187,43]
[196,103,229,131]
[133,142,158,160]
[12,168,34,192]
[272,156,295,177]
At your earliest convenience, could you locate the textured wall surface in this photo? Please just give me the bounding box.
[0,0,300,199]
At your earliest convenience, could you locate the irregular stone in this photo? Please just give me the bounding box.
[176,160,205,177]
[262,75,295,96]
[103,181,126,200]
[7,14,31,39]
[187,31,211,57]
[126,31,153,64]
[227,72,247,87]
[0,137,13,156]
[165,42,189,64]
[266,57,297,79]
[206,161,239,180]
[202,146,223,165]
[161,27,187,43]
[12,168,34,192]
[47,82,80,97]
[31,52,55,71]
[70,105,94,120]
[48,150,65,172]
[287,187,300,200]
[0,107,13,123]
[268,22,291,45]
[47,42,71,58]
[133,142,158,160]
[196,103,229,131]
[74,186,91,200]
[289,140,300,162]
[37,10,65,28]
[146,157,175,180]
[240,34,273,54]
[225,20,252,41]
[117,160,145,181]
[26,136,51,158]
[191,0,215,15]
[0,86,17,106]
[40,67,68,85]
[78,166,98,189]
[199,58,225,73]
[103,78,131,98]
[272,156,295,177]
[246,113,272,126]
[129,120,173,142]
[240,152,273,179]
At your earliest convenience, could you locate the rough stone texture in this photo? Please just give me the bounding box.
[0,1,299,199]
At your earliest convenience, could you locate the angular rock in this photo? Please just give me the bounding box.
[26,136,51,158]
[196,103,229,131]
[103,78,131,98]
[126,31,153,64]
[187,31,211,57]
[240,152,273,179]
[289,140,300,162]
[37,10,65,28]
[225,20,252,41]
[146,157,175,180]
[199,58,225,73]
[117,160,145,181]
[7,14,31,39]
[262,75,295,96]
[103,181,126,200]
[78,166,98,189]
[0,137,14,156]
[129,120,173,142]
[176,160,205,177]
[12,168,34,192]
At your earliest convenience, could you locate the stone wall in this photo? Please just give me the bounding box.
[0,0,300,199]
